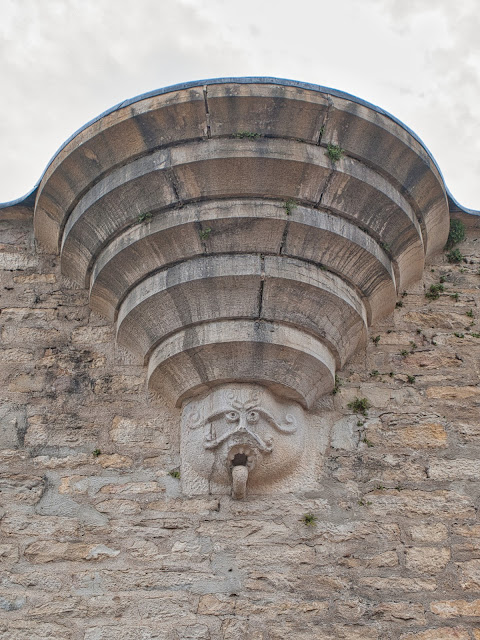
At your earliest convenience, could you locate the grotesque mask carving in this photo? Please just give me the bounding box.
[181,384,305,498]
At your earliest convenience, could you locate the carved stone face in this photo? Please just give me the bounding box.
[181,384,305,493]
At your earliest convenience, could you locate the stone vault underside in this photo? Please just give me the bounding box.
[30,79,450,408]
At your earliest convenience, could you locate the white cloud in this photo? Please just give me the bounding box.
[1,0,479,209]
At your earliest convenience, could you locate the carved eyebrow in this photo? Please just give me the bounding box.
[204,409,240,423]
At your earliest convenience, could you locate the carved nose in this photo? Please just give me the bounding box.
[237,415,248,432]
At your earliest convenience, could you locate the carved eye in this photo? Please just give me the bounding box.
[225,411,239,422]
[247,410,259,424]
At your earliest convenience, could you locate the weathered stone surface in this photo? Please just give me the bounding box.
[457,559,480,590]
[0,251,38,270]
[24,541,114,563]
[428,459,480,480]
[405,547,451,574]
[365,421,447,448]
[367,490,474,518]
[371,601,425,624]
[431,599,480,617]
[401,629,470,639]
[409,523,448,543]
[426,386,480,399]
[360,577,437,592]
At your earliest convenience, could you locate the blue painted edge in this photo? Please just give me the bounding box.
[0,76,478,218]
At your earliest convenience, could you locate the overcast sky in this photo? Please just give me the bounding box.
[1,0,479,209]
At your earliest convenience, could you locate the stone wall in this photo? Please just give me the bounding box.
[1,207,480,639]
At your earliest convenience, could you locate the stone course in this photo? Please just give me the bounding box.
[0,204,479,637]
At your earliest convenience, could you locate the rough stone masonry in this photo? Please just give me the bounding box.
[0,78,480,639]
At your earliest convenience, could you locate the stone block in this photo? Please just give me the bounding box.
[7,373,46,393]
[457,559,480,591]
[428,459,480,480]
[0,405,25,448]
[426,386,480,400]
[409,523,448,543]
[401,629,470,639]
[0,252,38,270]
[405,547,451,574]
[371,601,425,624]
[430,599,480,617]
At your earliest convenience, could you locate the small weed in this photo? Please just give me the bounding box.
[409,341,417,351]
[407,375,416,384]
[357,420,364,427]
[233,131,262,139]
[370,370,380,377]
[450,293,459,301]
[431,268,435,273]
[400,350,409,357]
[199,227,212,240]
[380,242,391,252]
[389,371,394,377]
[376,485,385,490]
[466,310,474,318]
[137,212,153,223]
[318,125,325,137]
[332,375,342,395]
[284,199,297,216]
[445,219,466,250]
[447,248,463,263]
[92,449,101,457]
[362,437,374,448]
[439,276,446,283]
[302,513,318,527]
[454,332,464,339]
[402,290,408,298]
[348,397,370,416]
[358,499,372,506]
[326,143,344,163]
[416,329,422,334]
[395,301,403,308]
[471,332,480,338]
[425,283,444,300]
[168,470,180,479]
[371,335,381,346]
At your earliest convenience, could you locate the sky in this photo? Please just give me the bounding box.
[1,0,479,209]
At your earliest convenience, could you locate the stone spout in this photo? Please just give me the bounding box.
[232,464,249,500]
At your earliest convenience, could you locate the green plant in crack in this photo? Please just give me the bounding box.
[326,143,344,163]
[199,227,212,240]
[445,219,465,250]
[348,397,370,416]
[302,513,318,527]
[168,470,180,479]
[332,375,342,395]
[447,248,463,263]
[284,199,297,216]
[137,212,153,223]
[233,131,262,139]
[425,283,444,300]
